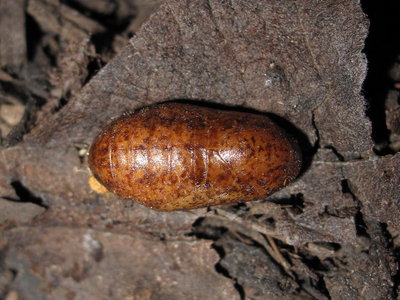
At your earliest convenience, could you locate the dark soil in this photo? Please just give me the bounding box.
[0,0,399,299]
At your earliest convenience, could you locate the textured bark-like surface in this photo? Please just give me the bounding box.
[3,227,239,300]
[0,0,26,72]
[344,154,400,230]
[25,0,372,158]
[0,0,399,299]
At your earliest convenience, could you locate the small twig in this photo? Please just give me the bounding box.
[191,208,297,279]
[265,235,292,271]
[212,208,278,238]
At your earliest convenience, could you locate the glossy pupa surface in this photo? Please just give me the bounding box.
[88,103,301,211]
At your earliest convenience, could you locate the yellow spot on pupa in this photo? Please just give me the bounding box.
[88,176,109,194]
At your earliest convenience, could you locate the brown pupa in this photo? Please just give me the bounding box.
[88,103,301,211]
